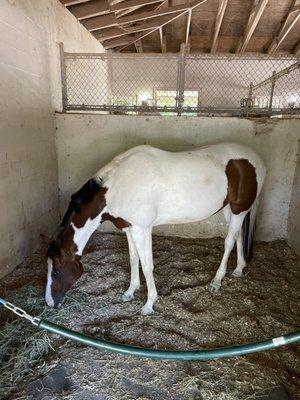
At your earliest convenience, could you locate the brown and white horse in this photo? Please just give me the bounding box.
[45,142,265,315]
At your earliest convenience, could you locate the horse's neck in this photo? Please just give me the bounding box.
[70,213,103,256]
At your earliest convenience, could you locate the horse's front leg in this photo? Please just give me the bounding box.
[130,226,157,315]
[122,228,140,302]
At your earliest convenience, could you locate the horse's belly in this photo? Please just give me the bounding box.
[153,180,227,226]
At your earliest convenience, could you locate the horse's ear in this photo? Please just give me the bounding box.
[40,234,53,245]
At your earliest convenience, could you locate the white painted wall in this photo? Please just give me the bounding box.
[55,114,300,243]
[0,0,105,278]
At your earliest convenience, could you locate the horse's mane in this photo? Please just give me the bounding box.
[49,178,103,249]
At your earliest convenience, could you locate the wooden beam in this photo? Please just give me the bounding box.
[236,0,269,53]
[268,0,300,54]
[115,0,167,18]
[83,13,118,30]
[211,0,228,53]
[70,0,109,19]
[118,0,207,51]
[119,1,197,24]
[111,0,163,12]
[134,39,143,52]
[83,0,201,31]
[70,0,163,20]
[61,0,90,5]
[159,27,167,52]
[185,9,192,45]
[94,19,164,41]
[103,35,136,49]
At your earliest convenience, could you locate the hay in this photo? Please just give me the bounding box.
[0,232,299,399]
[0,285,87,399]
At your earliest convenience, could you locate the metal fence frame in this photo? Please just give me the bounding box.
[60,43,300,117]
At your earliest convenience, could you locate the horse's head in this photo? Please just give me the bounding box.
[45,241,83,308]
[44,178,106,308]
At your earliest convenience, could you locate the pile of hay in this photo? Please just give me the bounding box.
[0,233,299,399]
[0,284,87,399]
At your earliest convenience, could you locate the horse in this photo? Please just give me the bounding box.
[45,142,265,315]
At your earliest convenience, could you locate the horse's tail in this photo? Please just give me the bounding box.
[242,198,259,263]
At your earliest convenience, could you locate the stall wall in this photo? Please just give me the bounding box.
[55,114,300,243]
[0,0,105,278]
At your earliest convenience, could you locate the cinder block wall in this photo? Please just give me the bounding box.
[55,114,300,245]
[0,0,105,278]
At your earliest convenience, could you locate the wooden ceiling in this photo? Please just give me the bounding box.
[60,0,300,53]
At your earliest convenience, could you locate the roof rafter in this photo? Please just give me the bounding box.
[101,15,178,48]
[268,0,300,54]
[185,9,192,45]
[111,0,163,12]
[70,0,164,20]
[103,35,136,48]
[61,0,90,5]
[70,0,109,19]
[93,18,166,41]
[83,0,203,31]
[159,27,167,52]
[118,0,208,51]
[211,0,228,53]
[236,0,269,53]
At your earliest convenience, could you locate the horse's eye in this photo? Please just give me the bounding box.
[52,269,60,278]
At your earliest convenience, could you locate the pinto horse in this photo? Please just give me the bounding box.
[45,142,265,315]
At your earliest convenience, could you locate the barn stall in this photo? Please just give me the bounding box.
[0,0,299,399]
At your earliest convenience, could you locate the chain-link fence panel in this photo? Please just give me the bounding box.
[65,54,110,109]
[62,49,299,117]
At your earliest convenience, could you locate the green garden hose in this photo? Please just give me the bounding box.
[38,319,300,361]
[1,298,299,361]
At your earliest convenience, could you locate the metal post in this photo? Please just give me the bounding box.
[106,50,114,113]
[248,82,253,107]
[197,90,201,117]
[176,43,186,116]
[59,43,68,112]
[269,71,276,110]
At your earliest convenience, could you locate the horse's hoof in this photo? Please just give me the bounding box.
[122,291,134,302]
[208,282,221,293]
[141,305,154,316]
[231,270,245,278]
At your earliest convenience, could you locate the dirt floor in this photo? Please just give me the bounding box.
[0,232,299,400]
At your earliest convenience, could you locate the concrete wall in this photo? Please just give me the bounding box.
[0,0,105,278]
[288,140,300,255]
[55,114,300,242]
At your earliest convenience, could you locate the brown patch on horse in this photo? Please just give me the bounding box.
[72,187,108,228]
[101,212,131,229]
[48,179,108,257]
[224,159,257,214]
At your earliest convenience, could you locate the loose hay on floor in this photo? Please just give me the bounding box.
[0,232,299,400]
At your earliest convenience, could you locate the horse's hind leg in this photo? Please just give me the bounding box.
[222,205,246,277]
[130,226,158,315]
[122,228,140,302]
[209,211,247,293]
[232,229,246,277]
